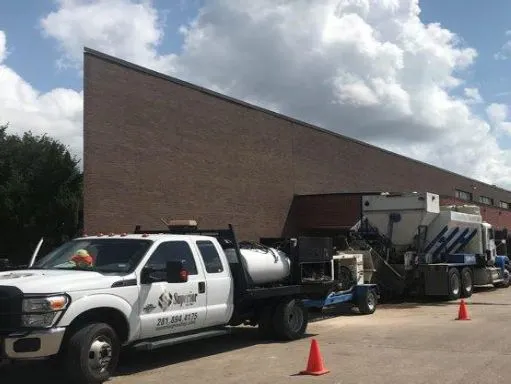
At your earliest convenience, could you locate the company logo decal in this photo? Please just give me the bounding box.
[157,289,198,312]
[174,292,198,307]
[158,291,173,311]
[143,304,156,313]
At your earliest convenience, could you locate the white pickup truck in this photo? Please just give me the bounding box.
[0,221,377,384]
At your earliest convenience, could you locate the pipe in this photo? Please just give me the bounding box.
[28,238,44,267]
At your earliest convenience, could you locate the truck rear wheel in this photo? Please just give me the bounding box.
[447,268,461,301]
[460,267,473,298]
[65,322,120,384]
[272,298,308,341]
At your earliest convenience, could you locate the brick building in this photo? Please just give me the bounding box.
[83,48,511,240]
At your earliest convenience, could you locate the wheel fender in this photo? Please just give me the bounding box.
[57,294,136,340]
[354,284,378,299]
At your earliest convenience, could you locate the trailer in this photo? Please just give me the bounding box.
[344,192,511,300]
[258,238,378,314]
[299,253,376,316]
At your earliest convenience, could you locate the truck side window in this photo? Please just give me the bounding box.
[146,241,198,275]
[196,240,224,273]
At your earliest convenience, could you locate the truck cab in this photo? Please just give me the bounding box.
[481,222,497,260]
[0,232,235,383]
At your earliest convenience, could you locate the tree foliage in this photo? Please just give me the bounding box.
[0,124,83,265]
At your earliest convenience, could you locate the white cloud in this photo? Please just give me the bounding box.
[40,0,177,73]
[0,31,6,62]
[463,87,483,104]
[5,0,511,188]
[487,103,511,135]
[494,30,511,60]
[0,30,83,161]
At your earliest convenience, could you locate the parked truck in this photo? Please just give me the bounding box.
[344,192,511,300]
[0,220,377,384]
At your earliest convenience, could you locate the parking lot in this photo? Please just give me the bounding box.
[3,287,511,384]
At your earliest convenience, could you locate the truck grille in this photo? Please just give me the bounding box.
[0,286,23,334]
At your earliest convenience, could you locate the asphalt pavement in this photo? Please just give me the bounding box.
[2,286,511,383]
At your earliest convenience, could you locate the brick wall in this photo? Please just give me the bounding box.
[83,49,511,240]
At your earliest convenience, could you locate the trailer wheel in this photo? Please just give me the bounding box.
[503,269,510,288]
[358,288,377,315]
[460,267,473,298]
[496,269,511,288]
[447,268,461,301]
[272,298,308,341]
[65,322,120,384]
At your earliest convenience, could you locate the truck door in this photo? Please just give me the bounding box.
[138,240,207,338]
[194,239,234,327]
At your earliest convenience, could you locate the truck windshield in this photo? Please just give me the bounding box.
[32,238,153,274]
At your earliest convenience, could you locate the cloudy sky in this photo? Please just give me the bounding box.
[2,0,511,188]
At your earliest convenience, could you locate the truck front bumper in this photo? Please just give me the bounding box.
[1,327,65,359]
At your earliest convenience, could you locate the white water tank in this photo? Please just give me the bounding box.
[239,247,291,285]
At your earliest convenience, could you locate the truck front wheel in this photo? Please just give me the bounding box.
[65,323,120,384]
[272,298,308,341]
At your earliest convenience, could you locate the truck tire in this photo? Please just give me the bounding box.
[460,267,473,298]
[65,322,120,384]
[447,268,461,301]
[272,298,308,341]
[358,288,377,315]
[496,269,511,288]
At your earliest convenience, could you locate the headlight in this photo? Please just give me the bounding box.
[21,313,61,328]
[21,295,70,328]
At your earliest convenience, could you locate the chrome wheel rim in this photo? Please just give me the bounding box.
[367,292,376,310]
[288,306,304,332]
[451,274,460,296]
[88,336,113,374]
[463,271,472,293]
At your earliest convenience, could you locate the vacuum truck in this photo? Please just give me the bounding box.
[0,220,377,384]
[345,192,511,300]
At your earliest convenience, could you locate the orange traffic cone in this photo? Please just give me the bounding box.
[456,299,470,320]
[299,339,330,376]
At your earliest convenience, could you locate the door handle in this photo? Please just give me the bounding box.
[198,281,205,293]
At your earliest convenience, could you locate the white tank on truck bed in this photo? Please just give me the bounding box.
[223,243,292,285]
[239,247,291,285]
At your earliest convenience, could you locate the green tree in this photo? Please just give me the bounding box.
[0,123,83,265]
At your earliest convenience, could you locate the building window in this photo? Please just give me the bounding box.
[455,189,472,201]
[499,201,509,209]
[478,196,493,205]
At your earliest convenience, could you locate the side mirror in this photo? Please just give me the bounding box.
[166,261,189,283]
